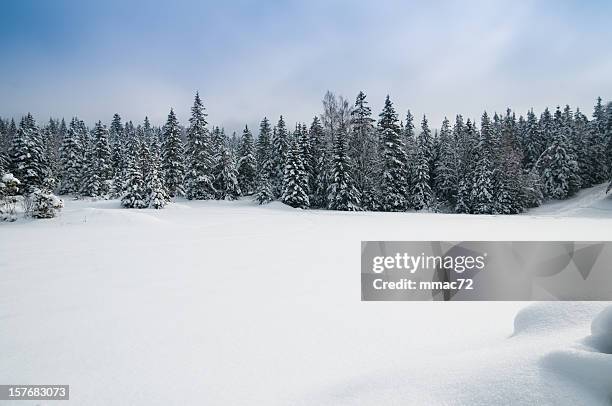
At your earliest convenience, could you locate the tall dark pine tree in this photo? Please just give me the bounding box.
[9,113,48,192]
[59,118,85,194]
[81,121,112,197]
[281,139,309,208]
[522,109,541,170]
[378,96,409,211]
[121,129,148,208]
[309,116,327,208]
[213,141,241,200]
[184,92,215,200]
[256,117,272,174]
[467,113,496,214]
[434,117,458,205]
[328,121,360,211]
[494,109,525,214]
[349,91,377,210]
[161,108,185,197]
[411,116,435,210]
[271,116,290,198]
[255,117,274,204]
[237,125,257,195]
[538,117,581,200]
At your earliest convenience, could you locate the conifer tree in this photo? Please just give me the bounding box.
[213,142,241,200]
[256,117,272,173]
[271,116,290,198]
[378,96,409,211]
[349,91,378,210]
[434,117,458,205]
[9,113,49,192]
[412,116,436,210]
[161,108,185,197]
[281,139,309,208]
[309,116,327,208]
[184,92,216,200]
[237,125,257,195]
[80,121,112,197]
[59,118,85,194]
[121,130,148,208]
[328,122,360,211]
[494,109,525,214]
[468,113,496,214]
[147,148,169,209]
[537,124,581,200]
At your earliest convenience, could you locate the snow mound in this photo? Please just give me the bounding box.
[513,302,607,336]
[527,183,612,217]
[587,305,612,354]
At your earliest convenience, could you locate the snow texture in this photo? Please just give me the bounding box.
[1,187,612,404]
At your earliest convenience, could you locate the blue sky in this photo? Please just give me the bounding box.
[2,0,611,132]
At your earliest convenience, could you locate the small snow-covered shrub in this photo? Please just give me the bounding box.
[27,189,64,219]
[0,173,21,221]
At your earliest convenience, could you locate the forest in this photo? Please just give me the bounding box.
[1,91,611,220]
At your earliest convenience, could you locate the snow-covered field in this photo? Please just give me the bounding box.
[2,184,612,405]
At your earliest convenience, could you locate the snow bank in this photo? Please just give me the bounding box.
[1,198,612,405]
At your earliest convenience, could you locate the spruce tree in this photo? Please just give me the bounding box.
[59,118,85,194]
[281,139,309,208]
[537,125,581,200]
[328,121,360,211]
[434,117,458,205]
[80,121,112,197]
[184,92,216,200]
[378,96,409,211]
[147,148,169,209]
[237,125,257,195]
[9,113,48,192]
[271,116,290,198]
[161,108,185,197]
[256,117,272,173]
[121,130,148,208]
[349,91,378,210]
[213,142,241,200]
[309,116,328,208]
[412,116,436,210]
[468,113,496,214]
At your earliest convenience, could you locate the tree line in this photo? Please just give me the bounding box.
[1,91,611,219]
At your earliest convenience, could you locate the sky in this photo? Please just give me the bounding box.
[1,0,612,133]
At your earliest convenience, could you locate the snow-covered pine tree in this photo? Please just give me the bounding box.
[378,96,409,211]
[109,113,123,174]
[237,125,257,195]
[468,112,496,214]
[59,118,85,194]
[271,116,290,198]
[281,138,309,208]
[147,150,169,209]
[80,121,112,197]
[161,108,184,198]
[9,113,49,192]
[255,117,275,204]
[521,109,541,170]
[411,116,436,210]
[213,141,241,200]
[454,117,476,213]
[494,109,525,214]
[41,118,61,188]
[537,113,581,200]
[121,129,148,208]
[572,108,595,188]
[184,92,216,200]
[327,120,360,211]
[256,117,272,174]
[349,91,378,210]
[309,116,327,208]
[434,117,458,206]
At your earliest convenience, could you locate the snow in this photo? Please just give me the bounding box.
[1,186,612,405]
